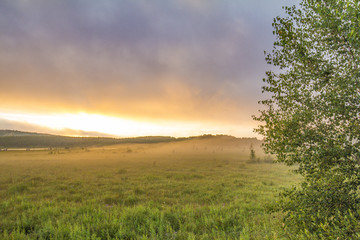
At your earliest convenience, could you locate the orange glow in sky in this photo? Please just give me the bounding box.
[0,0,296,138]
[0,111,255,138]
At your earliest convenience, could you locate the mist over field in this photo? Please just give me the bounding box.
[0,0,325,239]
[0,132,300,239]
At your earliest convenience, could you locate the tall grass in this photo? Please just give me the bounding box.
[0,140,299,239]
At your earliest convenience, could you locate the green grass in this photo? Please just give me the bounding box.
[0,140,300,239]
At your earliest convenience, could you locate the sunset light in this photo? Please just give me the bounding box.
[0,0,296,138]
[2,0,340,238]
[0,111,253,137]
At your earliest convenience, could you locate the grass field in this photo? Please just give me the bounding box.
[0,137,300,239]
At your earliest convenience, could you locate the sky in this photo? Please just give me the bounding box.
[0,0,297,138]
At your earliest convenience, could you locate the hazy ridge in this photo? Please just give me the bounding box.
[0,130,259,149]
[0,129,50,137]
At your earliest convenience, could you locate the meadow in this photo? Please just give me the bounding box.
[0,136,300,239]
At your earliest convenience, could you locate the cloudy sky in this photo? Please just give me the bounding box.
[0,0,297,137]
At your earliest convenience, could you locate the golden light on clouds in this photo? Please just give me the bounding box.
[0,111,254,137]
[0,0,296,137]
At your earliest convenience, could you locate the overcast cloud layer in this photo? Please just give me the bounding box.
[0,0,297,136]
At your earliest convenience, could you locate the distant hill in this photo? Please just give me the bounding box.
[0,130,176,148]
[0,130,48,137]
[0,130,259,149]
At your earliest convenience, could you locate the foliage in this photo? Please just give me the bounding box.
[254,0,360,238]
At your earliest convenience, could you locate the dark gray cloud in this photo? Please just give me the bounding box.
[0,0,298,126]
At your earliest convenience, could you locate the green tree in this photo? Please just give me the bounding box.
[254,0,360,238]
